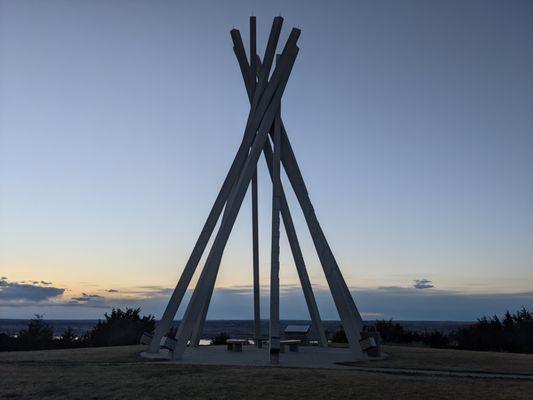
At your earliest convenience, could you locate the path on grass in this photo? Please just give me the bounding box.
[342,365,533,380]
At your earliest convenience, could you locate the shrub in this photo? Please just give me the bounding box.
[375,319,420,344]
[331,328,348,343]
[16,315,54,350]
[211,332,229,345]
[0,332,18,351]
[85,308,155,347]
[421,330,449,348]
[57,327,77,348]
[454,307,533,353]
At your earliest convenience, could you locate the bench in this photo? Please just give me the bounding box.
[139,332,153,345]
[160,336,177,351]
[361,325,382,357]
[280,339,301,353]
[226,339,248,352]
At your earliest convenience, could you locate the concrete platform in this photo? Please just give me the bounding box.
[146,345,381,369]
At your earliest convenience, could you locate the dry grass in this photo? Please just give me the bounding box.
[361,345,533,374]
[1,345,532,399]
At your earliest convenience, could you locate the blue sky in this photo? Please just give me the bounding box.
[1,0,532,320]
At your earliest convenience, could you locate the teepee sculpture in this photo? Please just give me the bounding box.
[142,16,370,363]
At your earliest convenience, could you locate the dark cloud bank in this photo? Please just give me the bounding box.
[0,277,64,302]
[1,277,531,321]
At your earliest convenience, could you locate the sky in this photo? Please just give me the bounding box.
[1,0,532,321]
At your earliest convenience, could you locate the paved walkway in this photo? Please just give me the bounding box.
[151,345,356,369]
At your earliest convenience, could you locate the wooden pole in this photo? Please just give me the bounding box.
[276,123,365,359]
[250,16,261,348]
[269,98,282,364]
[145,41,254,352]
[186,21,287,348]
[231,30,329,348]
[262,141,328,347]
[236,33,364,356]
[171,40,300,360]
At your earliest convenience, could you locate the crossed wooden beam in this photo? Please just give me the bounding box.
[143,16,366,363]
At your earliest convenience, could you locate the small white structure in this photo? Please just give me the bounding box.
[284,325,310,344]
[284,325,310,334]
[141,16,374,364]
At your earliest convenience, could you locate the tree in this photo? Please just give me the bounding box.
[211,332,229,345]
[85,308,155,347]
[57,327,77,348]
[421,330,449,348]
[0,333,18,351]
[375,319,420,344]
[454,308,533,353]
[17,315,54,350]
[331,328,348,343]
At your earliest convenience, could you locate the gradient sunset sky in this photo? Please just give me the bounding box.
[1,0,532,320]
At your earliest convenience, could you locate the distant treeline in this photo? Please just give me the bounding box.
[0,308,155,352]
[366,307,532,353]
[1,307,532,354]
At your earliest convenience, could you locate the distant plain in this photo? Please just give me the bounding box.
[0,319,472,337]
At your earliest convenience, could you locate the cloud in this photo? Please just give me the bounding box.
[71,293,104,303]
[413,279,434,290]
[1,279,532,321]
[0,277,65,303]
[115,286,173,298]
[81,293,103,298]
[107,289,119,293]
[41,281,52,285]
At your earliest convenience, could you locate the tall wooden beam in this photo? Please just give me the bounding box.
[234,28,364,355]
[251,169,260,345]
[174,49,298,359]
[250,16,257,84]
[144,48,252,352]
[250,16,261,348]
[252,16,283,110]
[146,23,285,355]
[232,30,328,348]
[269,105,282,364]
[236,33,363,355]
[275,123,365,359]
[171,39,300,360]
[262,141,328,347]
[187,24,290,348]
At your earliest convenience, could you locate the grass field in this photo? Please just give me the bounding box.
[1,345,532,399]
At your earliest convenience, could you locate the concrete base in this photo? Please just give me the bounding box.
[143,345,383,369]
